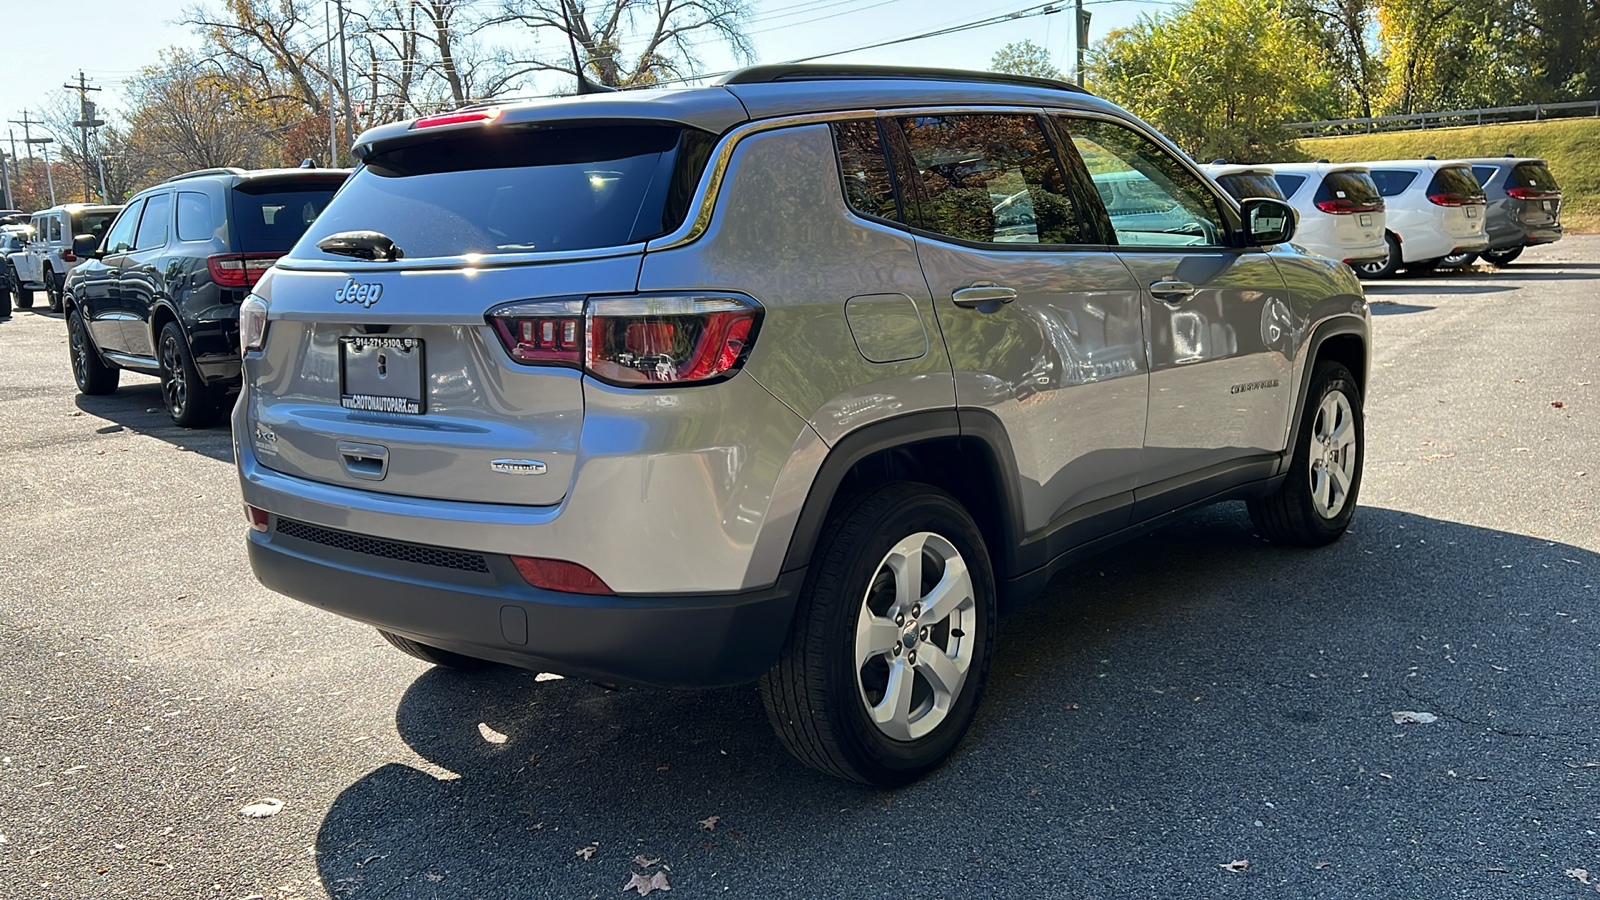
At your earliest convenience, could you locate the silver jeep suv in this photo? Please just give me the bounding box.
[235,65,1369,786]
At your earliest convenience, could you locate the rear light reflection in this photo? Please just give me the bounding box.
[245,505,271,532]
[511,556,613,595]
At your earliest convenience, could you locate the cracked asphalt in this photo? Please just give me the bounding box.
[1,238,1596,899]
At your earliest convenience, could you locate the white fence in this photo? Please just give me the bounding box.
[1286,100,1600,137]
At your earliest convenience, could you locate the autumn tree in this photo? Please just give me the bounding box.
[491,0,755,89]
[989,40,1065,80]
[121,50,284,181]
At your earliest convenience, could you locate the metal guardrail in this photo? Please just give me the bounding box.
[1286,100,1600,137]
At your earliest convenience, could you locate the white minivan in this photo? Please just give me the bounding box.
[1354,159,1487,278]
[1265,162,1387,266]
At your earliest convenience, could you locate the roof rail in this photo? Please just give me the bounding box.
[715,64,1089,95]
[163,167,247,184]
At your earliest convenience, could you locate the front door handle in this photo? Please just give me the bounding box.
[1149,280,1197,302]
[952,285,1018,312]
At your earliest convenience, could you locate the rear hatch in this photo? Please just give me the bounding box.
[1312,169,1384,248]
[225,174,347,288]
[1506,161,1561,229]
[247,121,713,506]
[1426,165,1488,241]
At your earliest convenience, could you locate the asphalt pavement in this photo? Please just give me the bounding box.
[1,239,1596,899]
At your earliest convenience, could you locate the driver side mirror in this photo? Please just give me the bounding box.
[72,234,102,260]
[1241,197,1297,246]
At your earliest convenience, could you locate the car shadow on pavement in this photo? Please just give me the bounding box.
[313,504,1600,898]
[1362,283,1519,297]
[1366,302,1435,316]
[73,385,236,464]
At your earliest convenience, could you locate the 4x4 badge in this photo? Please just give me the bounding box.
[334,279,383,308]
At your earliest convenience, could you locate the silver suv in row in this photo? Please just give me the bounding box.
[236,66,1370,785]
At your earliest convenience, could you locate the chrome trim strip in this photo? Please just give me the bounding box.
[274,242,650,272]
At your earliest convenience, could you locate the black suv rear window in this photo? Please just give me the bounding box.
[293,124,711,260]
[1511,162,1559,194]
[1426,166,1485,201]
[235,185,340,253]
[1215,172,1284,200]
[1314,171,1382,210]
[1369,169,1418,196]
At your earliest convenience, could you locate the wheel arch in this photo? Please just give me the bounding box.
[1282,316,1369,476]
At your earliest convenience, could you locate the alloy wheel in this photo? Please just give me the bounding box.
[1307,391,1358,518]
[853,531,977,741]
[161,333,187,418]
[69,316,89,388]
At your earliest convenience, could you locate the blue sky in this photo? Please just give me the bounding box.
[0,0,1170,145]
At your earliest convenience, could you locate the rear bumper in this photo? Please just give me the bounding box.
[247,521,803,688]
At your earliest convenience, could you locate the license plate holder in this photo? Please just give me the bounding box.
[340,336,426,415]
[1358,214,1373,227]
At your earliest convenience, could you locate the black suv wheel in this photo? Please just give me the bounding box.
[67,309,120,395]
[159,322,222,427]
[761,483,996,786]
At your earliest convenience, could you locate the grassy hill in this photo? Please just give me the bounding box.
[1299,118,1600,232]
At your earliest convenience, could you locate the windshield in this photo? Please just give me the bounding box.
[1215,172,1284,200]
[292,124,712,260]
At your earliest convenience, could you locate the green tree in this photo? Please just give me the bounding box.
[989,39,1065,80]
[1090,0,1336,161]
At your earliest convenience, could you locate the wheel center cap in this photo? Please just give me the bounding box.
[902,631,918,649]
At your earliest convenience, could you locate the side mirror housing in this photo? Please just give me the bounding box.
[1241,197,1296,246]
[72,234,101,259]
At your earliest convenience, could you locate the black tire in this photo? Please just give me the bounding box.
[1440,251,1478,268]
[1482,246,1524,266]
[67,309,120,395]
[1404,257,1441,275]
[1354,233,1402,279]
[158,321,221,428]
[1248,361,1364,547]
[1,277,10,319]
[43,266,63,312]
[759,482,997,786]
[12,265,33,308]
[378,629,494,669]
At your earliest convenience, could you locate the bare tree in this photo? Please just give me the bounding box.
[492,0,754,89]
[122,51,281,178]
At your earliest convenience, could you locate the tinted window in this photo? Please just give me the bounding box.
[1471,165,1498,187]
[1216,172,1284,200]
[1369,169,1419,196]
[177,192,215,241]
[1064,118,1227,247]
[295,125,704,260]
[235,186,338,253]
[1314,171,1382,210]
[1511,162,1559,193]
[1273,173,1308,197]
[74,211,117,241]
[1427,166,1485,200]
[895,114,1086,245]
[48,216,62,242]
[135,194,171,250]
[833,120,899,221]
[103,200,143,254]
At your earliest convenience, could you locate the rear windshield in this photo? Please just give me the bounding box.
[1511,162,1559,193]
[74,211,118,241]
[292,124,713,260]
[234,185,341,253]
[1426,166,1485,200]
[1215,172,1284,200]
[1314,171,1382,209]
[1369,169,1418,196]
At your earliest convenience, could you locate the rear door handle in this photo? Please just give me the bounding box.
[951,286,1018,311]
[338,440,389,481]
[1149,280,1197,302]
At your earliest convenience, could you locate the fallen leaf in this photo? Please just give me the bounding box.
[1314,861,1331,870]
[1221,859,1250,872]
[239,798,284,818]
[355,854,385,868]
[1551,401,1566,409]
[1570,868,1592,885]
[424,873,444,883]
[698,815,720,831]
[576,844,598,860]
[1391,710,1439,724]
[622,870,672,895]
[633,855,660,868]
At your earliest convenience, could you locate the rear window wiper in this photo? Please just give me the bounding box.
[317,231,405,262]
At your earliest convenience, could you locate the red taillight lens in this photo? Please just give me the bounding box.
[511,556,613,595]
[1506,187,1558,200]
[60,249,76,262]
[412,108,502,129]
[209,253,283,288]
[1428,193,1485,207]
[487,294,761,386]
[245,505,270,532]
[1314,199,1382,214]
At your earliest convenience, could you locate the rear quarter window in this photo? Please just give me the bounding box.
[1273,173,1308,197]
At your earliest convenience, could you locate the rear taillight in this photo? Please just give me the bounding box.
[60,249,76,263]
[1428,193,1485,207]
[487,293,761,387]
[1314,199,1383,214]
[208,253,283,288]
[240,294,269,353]
[510,556,612,595]
[1506,187,1558,200]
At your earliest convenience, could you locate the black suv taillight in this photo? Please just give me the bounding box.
[488,293,761,387]
[208,253,284,288]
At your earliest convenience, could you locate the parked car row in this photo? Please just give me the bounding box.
[1201,156,1563,278]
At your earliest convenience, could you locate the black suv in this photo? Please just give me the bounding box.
[64,166,349,426]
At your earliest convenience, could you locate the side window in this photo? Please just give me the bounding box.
[1061,118,1229,247]
[103,200,144,254]
[895,114,1086,245]
[48,217,63,243]
[134,193,172,251]
[1369,169,1418,197]
[1273,173,1308,197]
[176,192,215,242]
[831,120,899,222]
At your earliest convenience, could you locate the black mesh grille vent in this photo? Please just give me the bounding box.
[276,518,490,573]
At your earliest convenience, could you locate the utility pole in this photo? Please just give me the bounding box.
[326,0,339,166]
[335,0,354,154]
[10,111,38,161]
[1,146,12,210]
[28,135,56,207]
[64,71,104,202]
[1075,0,1091,88]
